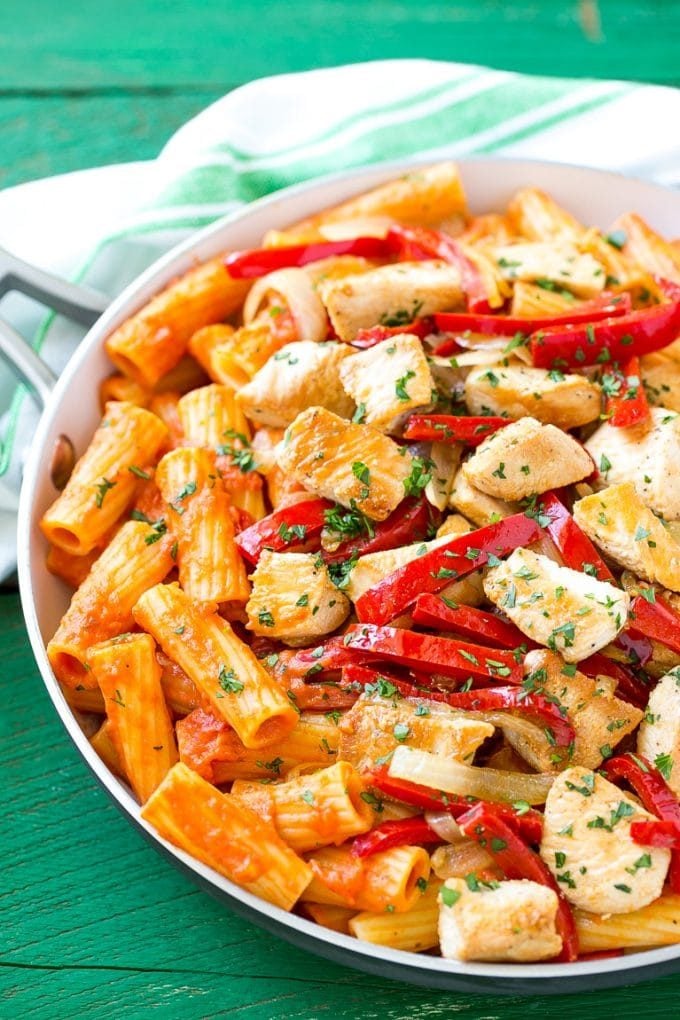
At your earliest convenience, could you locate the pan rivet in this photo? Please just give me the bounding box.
[49,434,76,490]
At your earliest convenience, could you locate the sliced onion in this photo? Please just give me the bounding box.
[424,811,464,844]
[453,333,509,352]
[388,745,554,804]
[243,268,328,342]
[431,841,495,880]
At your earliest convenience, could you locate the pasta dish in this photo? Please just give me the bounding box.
[39,162,680,965]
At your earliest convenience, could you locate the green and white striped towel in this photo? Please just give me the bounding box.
[3,58,680,580]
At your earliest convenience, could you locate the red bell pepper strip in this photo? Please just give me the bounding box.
[529,278,680,369]
[412,593,533,650]
[341,662,573,748]
[630,819,680,850]
[457,802,578,962]
[351,816,441,857]
[276,635,366,681]
[385,225,493,313]
[224,236,392,278]
[402,414,511,446]
[604,355,651,428]
[628,593,680,657]
[540,491,616,583]
[284,674,359,712]
[321,497,441,565]
[352,317,435,349]
[433,292,632,338]
[578,652,650,709]
[369,768,544,843]
[354,512,542,625]
[235,498,333,564]
[613,629,653,668]
[343,624,523,685]
[604,753,680,893]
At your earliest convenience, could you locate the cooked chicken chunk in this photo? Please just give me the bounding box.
[584,408,680,521]
[246,550,349,645]
[513,650,643,772]
[573,483,680,592]
[339,334,433,432]
[462,417,593,501]
[438,878,562,962]
[637,668,680,796]
[448,468,519,527]
[237,341,355,427]
[338,694,493,773]
[318,261,463,342]
[464,364,601,429]
[483,548,629,662]
[540,767,670,914]
[641,352,680,413]
[492,242,605,298]
[277,406,412,521]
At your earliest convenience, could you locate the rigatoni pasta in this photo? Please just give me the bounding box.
[40,401,168,555]
[141,763,312,910]
[87,633,178,802]
[133,582,298,749]
[47,520,174,687]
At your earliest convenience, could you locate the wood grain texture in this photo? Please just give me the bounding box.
[1,0,680,90]
[2,592,680,1017]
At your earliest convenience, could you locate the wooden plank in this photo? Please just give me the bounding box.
[0,93,222,190]
[1,0,679,90]
[2,590,680,1016]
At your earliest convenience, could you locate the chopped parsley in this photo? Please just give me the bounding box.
[94,477,116,508]
[218,667,244,694]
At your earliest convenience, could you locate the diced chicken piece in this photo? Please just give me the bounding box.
[438,878,562,962]
[338,694,493,773]
[465,364,601,429]
[318,261,463,342]
[339,334,433,432]
[277,406,412,521]
[426,442,462,511]
[448,469,519,527]
[573,483,680,592]
[492,242,606,298]
[483,548,629,663]
[641,353,680,413]
[540,767,671,914]
[584,408,680,521]
[237,341,354,427]
[512,650,643,772]
[462,417,593,501]
[436,513,475,540]
[246,550,349,646]
[637,669,680,796]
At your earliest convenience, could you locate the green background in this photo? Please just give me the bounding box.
[3,2,680,1016]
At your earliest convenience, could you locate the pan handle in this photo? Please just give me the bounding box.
[0,319,58,408]
[0,245,110,409]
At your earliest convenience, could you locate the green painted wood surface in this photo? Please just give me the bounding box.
[4,3,680,1015]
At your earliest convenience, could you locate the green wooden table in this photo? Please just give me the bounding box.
[3,3,680,1016]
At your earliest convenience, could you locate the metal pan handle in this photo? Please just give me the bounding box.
[0,244,109,409]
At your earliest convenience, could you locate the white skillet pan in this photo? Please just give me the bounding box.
[12,157,680,994]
